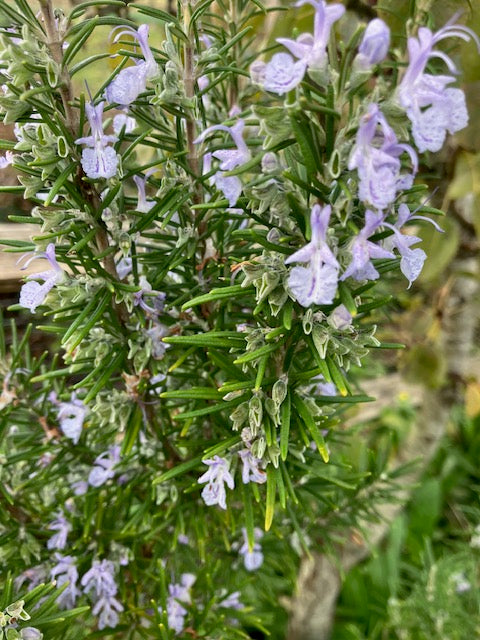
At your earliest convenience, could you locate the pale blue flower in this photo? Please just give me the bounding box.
[349,103,417,210]
[398,20,480,152]
[263,53,307,95]
[88,446,121,488]
[57,393,87,444]
[92,596,124,629]
[313,375,336,396]
[260,0,344,94]
[0,150,13,168]
[277,0,345,70]
[113,113,136,135]
[20,628,43,640]
[81,559,123,629]
[47,513,71,551]
[238,449,267,484]
[134,276,166,316]
[219,591,244,610]
[198,455,234,509]
[341,210,394,282]
[51,554,81,610]
[106,25,158,106]
[355,18,390,69]
[19,243,64,313]
[116,256,132,279]
[285,204,339,307]
[239,527,263,571]
[165,573,195,634]
[328,304,352,330]
[382,219,426,288]
[195,121,250,207]
[75,101,118,179]
[133,170,156,213]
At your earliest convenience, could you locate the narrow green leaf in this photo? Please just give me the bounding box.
[181,285,253,310]
[280,393,291,462]
[153,456,203,485]
[265,466,276,531]
[160,387,221,400]
[44,162,76,206]
[233,342,278,365]
[202,436,241,459]
[83,350,125,404]
[325,355,350,396]
[62,16,99,67]
[173,398,243,421]
[242,482,255,551]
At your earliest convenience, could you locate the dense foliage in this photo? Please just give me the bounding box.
[0,0,478,637]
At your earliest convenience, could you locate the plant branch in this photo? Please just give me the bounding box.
[38,0,128,323]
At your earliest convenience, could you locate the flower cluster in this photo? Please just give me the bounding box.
[81,560,124,629]
[164,573,196,634]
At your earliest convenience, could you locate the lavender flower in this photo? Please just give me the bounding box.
[146,321,169,359]
[219,591,244,610]
[14,566,47,592]
[134,276,166,316]
[75,101,118,179]
[278,0,345,68]
[382,221,426,288]
[51,554,81,609]
[165,573,195,634]
[195,120,250,207]
[239,527,264,571]
[47,513,71,551]
[355,18,390,69]
[56,393,88,444]
[341,210,394,282]
[349,103,417,210]
[263,53,307,95]
[19,244,64,313]
[133,170,155,213]
[88,446,121,487]
[113,113,136,135]
[238,449,267,484]
[198,455,234,509]
[328,304,352,330]
[81,559,123,629]
[116,256,132,279]
[312,375,336,396]
[20,628,43,640]
[285,204,339,307]
[398,20,480,152]
[0,150,13,168]
[261,0,344,94]
[106,25,158,106]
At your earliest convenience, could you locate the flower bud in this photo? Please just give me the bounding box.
[261,152,279,174]
[20,628,43,640]
[328,304,352,330]
[272,377,288,406]
[356,18,390,68]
